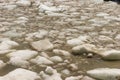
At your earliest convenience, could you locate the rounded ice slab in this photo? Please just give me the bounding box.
[7,50,38,68]
[0,40,19,50]
[67,36,90,47]
[31,56,54,65]
[100,50,120,60]
[0,68,40,80]
[31,39,54,51]
[7,50,38,60]
[53,49,71,57]
[87,68,120,80]
[72,44,97,55]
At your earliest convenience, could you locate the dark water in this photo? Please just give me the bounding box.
[104,0,120,4]
[74,56,120,72]
[0,64,17,76]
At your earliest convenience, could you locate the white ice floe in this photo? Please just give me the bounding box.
[40,66,62,80]
[3,4,17,10]
[100,50,120,60]
[0,68,40,80]
[61,69,70,76]
[14,16,29,25]
[81,76,95,80]
[65,75,83,80]
[26,29,48,39]
[67,35,90,47]
[9,57,30,68]
[50,56,63,63]
[17,17,29,21]
[87,68,120,80]
[30,56,54,65]
[39,4,64,13]
[53,49,71,57]
[68,63,78,71]
[92,0,104,4]
[39,52,50,59]
[7,50,38,68]
[46,12,67,17]
[89,18,109,26]
[0,40,19,50]
[104,16,120,22]
[98,35,114,43]
[31,39,54,51]
[96,12,109,17]
[72,44,97,55]
[16,0,31,7]
[115,34,120,40]
[0,50,16,55]
[7,50,38,60]
[3,30,24,38]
